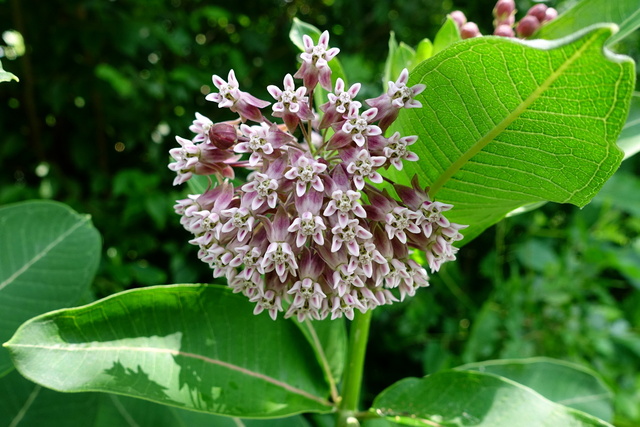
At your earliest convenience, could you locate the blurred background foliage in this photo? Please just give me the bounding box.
[1,0,638,425]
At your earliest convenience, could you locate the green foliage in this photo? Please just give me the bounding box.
[0,201,100,377]
[5,285,335,417]
[535,0,640,47]
[0,369,311,426]
[457,358,614,421]
[1,0,640,425]
[386,25,635,242]
[372,370,612,427]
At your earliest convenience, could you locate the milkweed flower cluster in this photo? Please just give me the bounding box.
[169,31,466,321]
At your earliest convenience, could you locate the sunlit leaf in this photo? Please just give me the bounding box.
[0,201,100,377]
[0,369,310,426]
[4,285,334,418]
[432,15,461,55]
[386,25,635,243]
[0,60,19,82]
[372,370,613,426]
[457,358,614,421]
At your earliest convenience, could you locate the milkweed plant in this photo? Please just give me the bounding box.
[3,0,639,426]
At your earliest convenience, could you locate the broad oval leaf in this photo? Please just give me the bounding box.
[456,357,614,422]
[0,200,101,377]
[372,370,613,427]
[4,285,334,418]
[0,369,310,426]
[388,25,634,243]
[535,0,640,47]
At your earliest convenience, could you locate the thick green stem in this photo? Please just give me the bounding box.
[337,309,373,426]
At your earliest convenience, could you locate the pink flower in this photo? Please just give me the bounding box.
[206,70,270,122]
[268,74,314,131]
[294,31,340,91]
[345,149,386,190]
[366,68,426,131]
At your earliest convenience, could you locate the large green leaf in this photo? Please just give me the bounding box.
[371,370,613,426]
[3,285,333,418]
[535,0,640,47]
[387,25,634,243]
[0,369,310,426]
[457,358,614,421]
[0,200,101,377]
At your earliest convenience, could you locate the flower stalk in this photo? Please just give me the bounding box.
[337,309,373,427]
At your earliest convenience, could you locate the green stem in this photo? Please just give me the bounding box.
[337,309,373,426]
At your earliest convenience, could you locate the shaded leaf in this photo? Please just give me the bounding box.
[0,200,101,377]
[4,285,334,418]
[372,370,613,426]
[387,25,634,243]
[457,358,614,421]
[535,0,640,47]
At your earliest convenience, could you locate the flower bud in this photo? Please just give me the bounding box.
[494,14,515,27]
[494,24,515,38]
[449,10,467,28]
[493,0,516,19]
[526,4,547,22]
[543,7,558,22]
[516,15,540,38]
[209,123,237,149]
[460,22,481,39]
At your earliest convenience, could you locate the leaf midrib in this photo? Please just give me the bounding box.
[428,31,602,198]
[7,342,332,407]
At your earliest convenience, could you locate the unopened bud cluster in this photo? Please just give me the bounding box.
[169,31,466,321]
[452,0,557,39]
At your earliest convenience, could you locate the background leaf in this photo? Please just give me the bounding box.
[432,15,461,55]
[0,200,101,377]
[535,0,640,47]
[4,285,334,418]
[0,60,19,83]
[387,25,634,242]
[383,32,416,86]
[372,370,613,427]
[617,93,640,159]
[294,317,347,395]
[0,369,310,426]
[457,357,614,421]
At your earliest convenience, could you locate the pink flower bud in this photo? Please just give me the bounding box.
[493,0,516,19]
[516,15,540,38]
[494,14,515,27]
[526,4,547,22]
[460,22,481,39]
[494,24,515,38]
[449,10,467,28]
[543,7,558,22]
[209,123,237,149]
